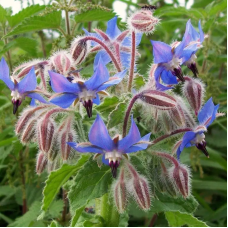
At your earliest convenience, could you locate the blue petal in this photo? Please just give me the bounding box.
[198,98,214,125]
[27,92,48,104]
[154,66,172,91]
[118,116,141,152]
[94,51,111,71]
[161,70,178,85]
[83,28,102,46]
[50,93,78,108]
[67,142,104,153]
[120,52,131,69]
[151,40,173,64]
[30,98,36,106]
[180,131,196,151]
[207,104,219,127]
[84,58,109,90]
[199,20,204,43]
[124,133,151,153]
[106,16,121,39]
[181,43,198,63]
[122,32,142,47]
[176,146,182,161]
[89,114,114,151]
[49,71,80,93]
[0,57,14,90]
[97,69,127,91]
[102,154,109,165]
[93,93,100,105]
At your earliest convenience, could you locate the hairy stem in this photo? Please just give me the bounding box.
[83,36,122,72]
[61,189,68,222]
[65,10,71,36]
[149,213,158,227]
[122,94,140,137]
[127,31,136,92]
[38,31,47,58]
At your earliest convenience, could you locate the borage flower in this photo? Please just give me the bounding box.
[176,98,221,160]
[180,20,204,77]
[83,16,142,69]
[0,58,47,114]
[68,114,151,178]
[49,58,127,117]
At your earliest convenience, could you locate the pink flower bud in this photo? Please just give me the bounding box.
[70,36,90,65]
[127,163,151,210]
[128,10,159,34]
[168,164,191,198]
[139,90,177,110]
[113,168,127,213]
[49,50,74,75]
[37,117,56,153]
[36,151,47,175]
[60,131,74,161]
[20,119,36,144]
[182,77,205,116]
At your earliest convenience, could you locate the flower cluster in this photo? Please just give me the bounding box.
[1,6,224,214]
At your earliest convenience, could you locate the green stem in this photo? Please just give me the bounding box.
[65,10,71,35]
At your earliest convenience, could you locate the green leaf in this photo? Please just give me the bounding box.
[3,11,62,38]
[165,211,208,227]
[133,75,145,90]
[192,180,227,191]
[0,212,13,224]
[70,206,86,227]
[0,5,7,24]
[41,154,90,212]
[49,220,59,227]
[0,37,38,57]
[68,157,112,212]
[75,9,116,23]
[209,0,227,16]
[7,4,45,28]
[107,102,126,128]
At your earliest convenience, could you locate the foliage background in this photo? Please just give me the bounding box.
[0,0,226,227]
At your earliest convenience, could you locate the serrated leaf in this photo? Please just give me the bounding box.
[3,11,62,38]
[75,9,116,23]
[0,37,38,57]
[95,96,119,118]
[70,206,86,227]
[7,4,45,28]
[68,157,112,212]
[133,75,145,90]
[42,155,90,212]
[107,102,126,128]
[165,211,208,227]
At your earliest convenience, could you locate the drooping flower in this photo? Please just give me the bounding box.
[49,58,127,117]
[83,16,142,69]
[150,39,187,91]
[67,114,151,177]
[176,98,220,159]
[0,58,47,114]
[180,20,204,77]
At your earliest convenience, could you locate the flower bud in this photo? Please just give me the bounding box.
[60,131,74,161]
[70,36,90,65]
[128,10,159,34]
[139,90,177,110]
[127,163,151,210]
[20,119,36,144]
[113,168,127,213]
[182,77,205,116]
[47,160,59,173]
[168,164,191,198]
[37,117,56,153]
[36,151,47,175]
[49,50,74,75]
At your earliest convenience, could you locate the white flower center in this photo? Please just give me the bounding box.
[78,89,96,102]
[163,56,182,71]
[191,133,205,145]
[11,90,22,102]
[105,151,122,163]
[185,54,197,65]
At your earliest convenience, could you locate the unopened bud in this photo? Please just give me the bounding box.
[49,50,73,75]
[20,119,36,144]
[113,168,127,213]
[36,151,47,175]
[70,36,90,65]
[182,77,204,116]
[37,117,56,153]
[60,131,74,161]
[139,90,177,110]
[127,163,151,210]
[47,160,59,173]
[168,164,191,198]
[128,10,159,34]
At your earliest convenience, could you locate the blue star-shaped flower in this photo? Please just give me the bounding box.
[180,20,204,77]
[49,58,127,117]
[0,57,47,114]
[83,16,142,70]
[67,114,151,177]
[177,98,219,160]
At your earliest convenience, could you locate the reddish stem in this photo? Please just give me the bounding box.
[83,36,121,72]
[127,31,136,92]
